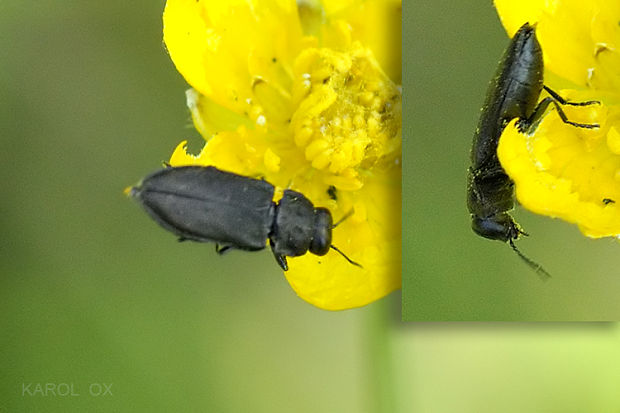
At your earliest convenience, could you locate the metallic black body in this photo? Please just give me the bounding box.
[130,166,333,271]
[467,23,598,277]
[468,23,598,242]
[468,23,543,243]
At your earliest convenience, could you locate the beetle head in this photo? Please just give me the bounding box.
[471,213,522,242]
[309,207,332,256]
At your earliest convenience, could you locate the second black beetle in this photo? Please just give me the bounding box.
[129,165,360,271]
[467,22,599,277]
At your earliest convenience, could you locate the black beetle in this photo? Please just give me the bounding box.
[129,165,360,271]
[467,22,599,277]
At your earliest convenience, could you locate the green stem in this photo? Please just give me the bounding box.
[365,293,398,413]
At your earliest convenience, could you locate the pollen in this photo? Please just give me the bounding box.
[290,45,401,175]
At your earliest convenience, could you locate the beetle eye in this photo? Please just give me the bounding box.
[310,208,332,256]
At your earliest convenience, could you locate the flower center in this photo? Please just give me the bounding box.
[290,45,401,177]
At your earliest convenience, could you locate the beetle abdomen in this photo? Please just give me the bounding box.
[471,23,543,170]
[132,166,275,250]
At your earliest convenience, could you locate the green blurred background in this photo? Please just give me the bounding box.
[403,0,620,320]
[3,1,620,412]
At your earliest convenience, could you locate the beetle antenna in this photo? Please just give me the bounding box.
[330,245,363,268]
[332,209,355,228]
[508,239,551,280]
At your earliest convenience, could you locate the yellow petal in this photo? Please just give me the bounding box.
[185,88,253,139]
[285,167,401,310]
[498,96,620,238]
[495,0,620,93]
[494,0,548,36]
[320,0,402,82]
[169,126,267,176]
[163,0,304,114]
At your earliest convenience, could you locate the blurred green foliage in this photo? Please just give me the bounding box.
[403,0,620,320]
[393,323,620,412]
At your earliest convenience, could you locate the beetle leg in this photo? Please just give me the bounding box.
[269,239,288,271]
[273,254,288,271]
[215,244,232,255]
[543,86,600,106]
[518,97,553,134]
[519,97,599,135]
[272,252,288,271]
[548,99,599,129]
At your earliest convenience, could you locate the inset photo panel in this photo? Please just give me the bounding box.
[403,0,620,321]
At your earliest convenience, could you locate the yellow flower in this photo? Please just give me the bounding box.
[494,0,620,238]
[161,0,401,310]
